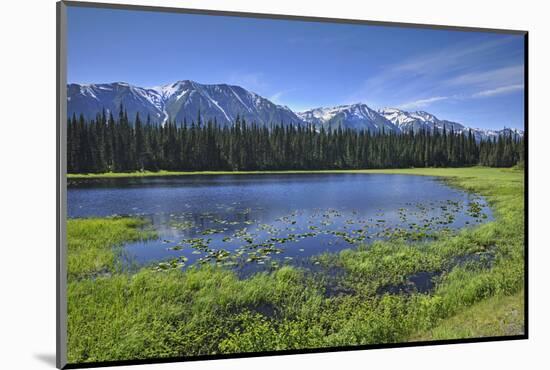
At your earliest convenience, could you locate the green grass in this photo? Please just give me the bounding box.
[66,167,525,364]
[67,217,156,280]
[411,289,524,340]
[66,166,523,179]
[67,169,387,179]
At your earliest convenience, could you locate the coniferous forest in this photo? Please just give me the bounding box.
[67,106,524,173]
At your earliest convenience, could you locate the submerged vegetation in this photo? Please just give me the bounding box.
[67,167,525,364]
[142,196,489,270]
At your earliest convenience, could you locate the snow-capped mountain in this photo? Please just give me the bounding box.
[67,82,167,123]
[378,108,523,141]
[298,104,400,133]
[67,80,523,140]
[67,80,303,126]
[379,108,465,133]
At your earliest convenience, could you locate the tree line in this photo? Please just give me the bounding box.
[67,106,524,173]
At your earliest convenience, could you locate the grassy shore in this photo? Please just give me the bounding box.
[67,169,377,179]
[412,289,524,340]
[67,218,156,280]
[66,167,525,364]
[66,166,522,179]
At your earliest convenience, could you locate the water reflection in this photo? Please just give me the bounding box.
[68,174,493,273]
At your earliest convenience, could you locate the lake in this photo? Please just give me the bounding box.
[67,174,492,275]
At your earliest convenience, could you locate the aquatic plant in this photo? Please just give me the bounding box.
[67,167,524,364]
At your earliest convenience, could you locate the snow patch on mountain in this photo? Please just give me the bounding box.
[299,103,399,133]
[67,81,523,140]
[378,107,523,140]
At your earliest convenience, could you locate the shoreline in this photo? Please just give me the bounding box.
[67,166,520,180]
[66,167,525,362]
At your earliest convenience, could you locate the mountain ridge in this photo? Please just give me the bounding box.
[68,80,303,128]
[67,80,523,140]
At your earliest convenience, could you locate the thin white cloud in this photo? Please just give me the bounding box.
[393,37,515,74]
[269,91,285,104]
[398,96,449,109]
[269,88,300,106]
[227,74,298,107]
[447,65,524,88]
[472,84,524,98]
[227,71,268,93]
[349,36,520,104]
[397,82,523,110]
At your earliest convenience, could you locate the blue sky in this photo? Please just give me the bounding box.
[67,6,525,130]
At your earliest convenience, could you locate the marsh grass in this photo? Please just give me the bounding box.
[66,167,525,364]
[411,290,524,340]
[67,169,371,179]
[67,217,156,280]
[67,165,524,180]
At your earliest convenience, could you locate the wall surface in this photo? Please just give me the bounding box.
[0,0,547,369]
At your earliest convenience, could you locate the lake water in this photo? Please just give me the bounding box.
[67,174,492,275]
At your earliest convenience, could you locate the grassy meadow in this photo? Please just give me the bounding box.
[66,167,525,364]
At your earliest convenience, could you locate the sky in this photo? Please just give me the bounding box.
[67,6,525,130]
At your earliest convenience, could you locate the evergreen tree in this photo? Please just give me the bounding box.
[67,105,525,173]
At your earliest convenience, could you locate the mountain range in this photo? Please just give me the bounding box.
[67,80,523,140]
